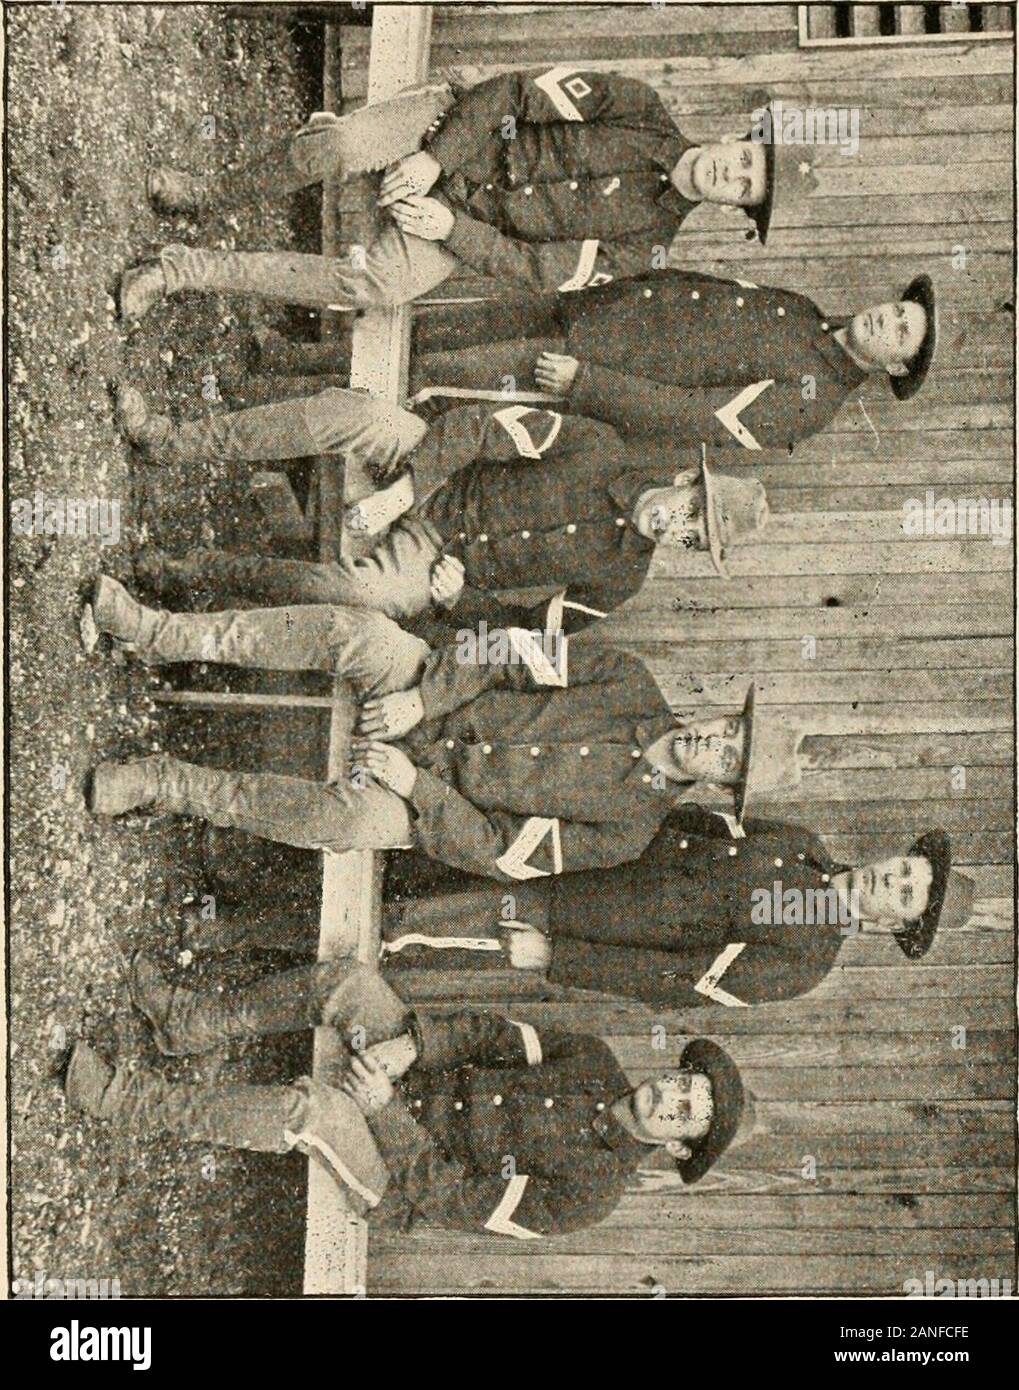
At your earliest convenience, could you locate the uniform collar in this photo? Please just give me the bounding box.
[652,132,698,221]
[814,316,868,389]
[592,1102,650,1165]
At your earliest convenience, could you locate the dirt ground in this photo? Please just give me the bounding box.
[7,3,337,1297]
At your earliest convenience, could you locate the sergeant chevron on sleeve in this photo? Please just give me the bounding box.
[57,957,749,1235]
[381,806,976,1010]
[115,384,768,630]
[83,581,774,884]
[119,68,778,317]
[411,269,938,449]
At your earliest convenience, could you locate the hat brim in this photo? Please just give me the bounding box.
[732,683,757,823]
[676,1039,745,1184]
[891,273,937,401]
[700,449,729,577]
[894,828,951,959]
[743,110,775,245]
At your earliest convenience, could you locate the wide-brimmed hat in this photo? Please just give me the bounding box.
[894,830,972,959]
[735,699,805,823]
[699,445,769,577]
[675,1039,746,1184]
[890,273,937,401]
[743,101,777,244]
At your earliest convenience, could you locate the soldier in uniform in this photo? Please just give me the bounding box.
[122,67,777,315]
[378,808,975,1008]
[56,958,747,1235]
[84,578,783,882]
[404,269,939,449]
[117,388,767,627]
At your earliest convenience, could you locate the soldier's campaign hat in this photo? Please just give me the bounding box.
[700,446,769,577]
[891,273,937,401]
[894,830,974,960]
[743,100,777,244]
[675,1038,746,1184]
[735,693,805,823]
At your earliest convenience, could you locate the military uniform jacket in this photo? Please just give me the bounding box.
[408,636,688,882]
[368,1006,646,1235]
[547,805,850,1006]
[424,67,695,294]
[557,269,869,449]
[413,402,681,632]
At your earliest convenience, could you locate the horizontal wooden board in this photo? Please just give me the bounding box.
[596,607,1013,642]
[605,1034,1014,1072]
[651,669,1009,705]
[630,570,1014,608]
[603,1190,1016,1228]
[366,1250,1014,1295]
[653,540,1011,580]
[624,636,1010,672]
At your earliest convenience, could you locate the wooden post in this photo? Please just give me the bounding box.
[302,4,433,1299]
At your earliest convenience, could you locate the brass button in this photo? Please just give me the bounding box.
[580,746,590,756]
[530,746,540,757]
[691,291,700,300]
[445,739,455,749]
[736,297,744,307]
[777,307,786,317]
[797,852,805,861]
[566,523,577,534]
[821,322,829,331]
[616,517,626,527]
[642,773,652,784]
[492,1095,503,1106]
[544,1098,555,1109]
[478,533,488,543]
[523,185,534,195]
[569,180,579,190]
[680,839,688,849]
[453,1100,464,1111]
[485,183,494,191]
[520,530,530,539]
[482,744,492,754]
[728,846,738,857]
[774,858,783,868]
[822,873,830,883]
[631,749,641,759]
[596,1100,606,1110]
[643,289,653,299]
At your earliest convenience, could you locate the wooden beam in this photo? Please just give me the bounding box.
[303,4,432,1301]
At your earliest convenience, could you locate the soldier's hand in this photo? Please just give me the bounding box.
[387,194,455,242]
[503,922,553,971]
[349,740,418,800]
[378,151,442,208]
[358,688,425,740]
[534,352,579,394]
[429,553,466,608]
[341,1053,395,1114]
[360,1032,419,1080]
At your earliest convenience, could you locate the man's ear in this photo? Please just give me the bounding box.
[887,361,909,377]
[664,1140,692,1160]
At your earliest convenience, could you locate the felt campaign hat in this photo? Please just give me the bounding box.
[893,831,974,960]
[890,273,937,401]
[700,445,769,577]
[743,100,777,244]
[735,697,805,823]
[675,1038,746,1184]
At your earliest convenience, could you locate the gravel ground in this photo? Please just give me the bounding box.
[7,3,331,1297]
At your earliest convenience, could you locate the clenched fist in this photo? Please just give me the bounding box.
[358,688,425,740]
[388,194,455,242]
[429,553,466,608]
[378,151,442,208]
[350,740,418,800]
[534,351,580,394]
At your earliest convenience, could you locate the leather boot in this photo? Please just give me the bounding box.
[66,1042,302,1154]
[91,574,162,649]
[119,261,168,322]
[88,755,165,816]
[114,384,175,455]
[129,950,338,1055]
[147,166,214,216]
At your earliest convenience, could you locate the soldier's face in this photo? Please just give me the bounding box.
[847,300,927,372]
[630,1070,713,1142]
[848,855,933,927]
[634,478,707,548]
[690,140,767,207]
[671,714,745,784]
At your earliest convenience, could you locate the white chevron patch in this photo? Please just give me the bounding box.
[694,942,749,1008]
[714,379,774,450]
[533,67,590,121]
[558,239,601,293]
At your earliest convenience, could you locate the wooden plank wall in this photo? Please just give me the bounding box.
[341,5,1016,1297]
